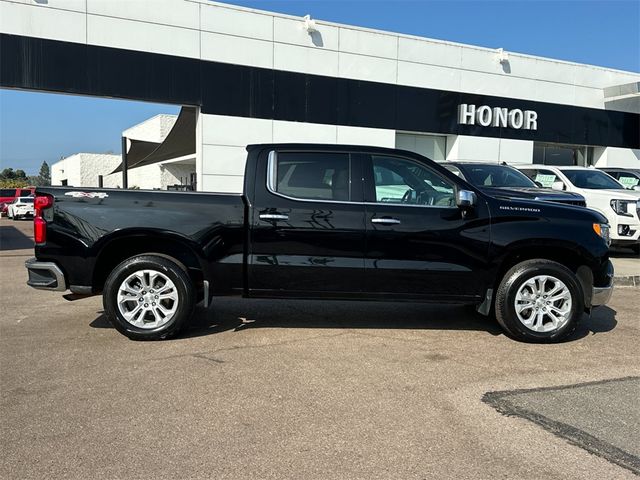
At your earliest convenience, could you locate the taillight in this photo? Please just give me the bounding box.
[34,195,53,217]
[34,217,46,244]
[34,194,54,245]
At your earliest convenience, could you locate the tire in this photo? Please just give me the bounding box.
[495,259,584,343]
[7,210,13,220]
[103,255,195,340]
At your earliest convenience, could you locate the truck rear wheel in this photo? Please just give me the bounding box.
[495,259,583,343]
[103,255,195,340]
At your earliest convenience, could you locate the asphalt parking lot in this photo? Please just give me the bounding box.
[1,217,639,479]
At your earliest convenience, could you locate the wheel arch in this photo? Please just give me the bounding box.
[92,230,207,294]
[494,243,593,307]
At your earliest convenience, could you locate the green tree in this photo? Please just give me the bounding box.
[0,168,17,180]
[37,161,51,186]
[0,167,32,187]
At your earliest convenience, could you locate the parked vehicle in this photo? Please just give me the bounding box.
[597,168,640,191]
[517,165,640,253]
[7,196,35,220]
[443,162,586,207]
[0,187,35,207]
[25,144,613,343]
[1,187,35,217]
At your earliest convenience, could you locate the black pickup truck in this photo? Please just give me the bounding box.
[26,144,614,343]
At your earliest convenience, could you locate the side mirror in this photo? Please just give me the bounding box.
[551,181,565,191]
[633,185,640,191]
[457,189,477,209]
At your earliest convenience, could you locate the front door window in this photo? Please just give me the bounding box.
[371,155,455,207]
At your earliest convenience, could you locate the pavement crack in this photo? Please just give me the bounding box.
[153,331,352,364]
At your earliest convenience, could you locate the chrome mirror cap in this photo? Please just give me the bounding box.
[457,189,477,208]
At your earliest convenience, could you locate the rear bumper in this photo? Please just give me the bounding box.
[25,257,67,291]
[591,260,614,307]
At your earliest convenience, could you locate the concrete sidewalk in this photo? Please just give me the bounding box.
[611,249,640,286]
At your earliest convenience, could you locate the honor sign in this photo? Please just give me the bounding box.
[458,104,538,130]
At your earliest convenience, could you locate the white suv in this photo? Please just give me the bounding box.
[517,166,640,253]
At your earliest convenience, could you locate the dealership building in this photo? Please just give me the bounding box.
[1,0,639,192]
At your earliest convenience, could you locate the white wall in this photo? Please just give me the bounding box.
[444,135,533,163]
[103,160,195,190]
[123,114,177,143]
[199,113,396,193]
[3,0,638,110]
[51,156,81,187]
[594,147,640,168]
[52,153,121,187]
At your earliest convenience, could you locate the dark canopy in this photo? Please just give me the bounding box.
[112,106,196,174]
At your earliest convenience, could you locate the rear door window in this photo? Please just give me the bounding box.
[271,152,351,202]
[0,189,16,197]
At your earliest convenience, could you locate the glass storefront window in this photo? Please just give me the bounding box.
[533,143,593,166]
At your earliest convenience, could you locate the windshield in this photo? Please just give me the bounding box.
[460,165,537,188]
[17,198,34,203]
[562,170,624,190]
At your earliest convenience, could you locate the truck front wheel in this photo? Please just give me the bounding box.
[103,255,195,340]
[495,259,584,343]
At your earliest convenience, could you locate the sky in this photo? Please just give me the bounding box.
[1,0,638,174]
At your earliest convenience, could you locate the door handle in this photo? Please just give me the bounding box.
[259,213,289,221]
[371,217,401,225]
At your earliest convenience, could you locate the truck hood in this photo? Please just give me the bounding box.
[579,188,640,201]
[479,186,585,203]
[492,197,608,225]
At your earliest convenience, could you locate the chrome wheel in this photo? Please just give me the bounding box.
[514,275,572,333]
[117,269,179,329]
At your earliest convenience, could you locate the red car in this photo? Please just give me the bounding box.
[0,187,35,216]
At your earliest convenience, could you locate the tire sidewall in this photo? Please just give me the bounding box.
[499,263,583,342]
[103,256,194,340]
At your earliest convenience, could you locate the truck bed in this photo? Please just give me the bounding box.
[34,187,246,293]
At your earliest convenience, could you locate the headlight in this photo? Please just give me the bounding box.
[593,223,611,247]
[610,199,635,217]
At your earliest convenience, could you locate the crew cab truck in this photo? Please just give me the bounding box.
[26,144,614,343]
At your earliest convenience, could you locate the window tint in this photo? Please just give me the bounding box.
[0,189,16,197]
[18,198,34,203]
[273,152,350,201]
[371,156,455,207]
[19,189,32,196]
[461,165,536,188]
[562,170,624,190]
